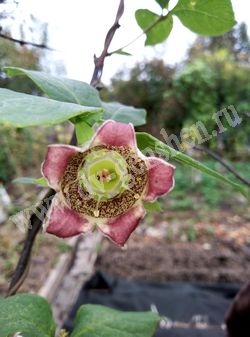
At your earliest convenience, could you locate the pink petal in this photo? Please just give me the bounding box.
[91,120,136,148]
[144,157,175,202]
[98,203,145,246]
[45,193,92,238]
[41,144,79,191]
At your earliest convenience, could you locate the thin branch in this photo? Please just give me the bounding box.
[8,0,125,296]
[7,189,55,296]
[194,144,250,188]
[90,0,124,87]
[0,32,56,51]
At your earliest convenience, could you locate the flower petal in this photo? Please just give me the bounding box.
[41,144,79,191]
[98,203,145,246]
[45,193,92,238]
[144,157,175,202]
[91,120,136,148]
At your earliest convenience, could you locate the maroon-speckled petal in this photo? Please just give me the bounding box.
[41,144,79,191]
[144,157,175,202]
[45,193,92,238]
[98,203,145,246]
[91,120,136,148]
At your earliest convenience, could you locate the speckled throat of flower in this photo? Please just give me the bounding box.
[60,145,148,218]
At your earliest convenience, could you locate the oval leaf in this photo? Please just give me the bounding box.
[4,67,102,107]
[135,9,173,46]
[136,132,248,198]
[172,0,236,36]
[71,304,160,337]
[103,102,146,126]
[0,293,55,337]
[0,89,102,128]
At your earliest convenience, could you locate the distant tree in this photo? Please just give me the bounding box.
[0,36,42,94]
[102,59,184,136]
[189,23,250,62]
[173,50,250,153]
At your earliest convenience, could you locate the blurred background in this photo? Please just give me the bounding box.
[0,0,249,307]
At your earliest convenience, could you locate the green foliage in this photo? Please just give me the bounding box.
[4,67,102,107]
[112,49,132,56]
[135,9,173,45]
[0,39,41,95]
[3,67,147,127]
[155,0,170,9]
[103,102,146,126]
[135,0,236,46]
[75,121,94,145]
[185,225,198,242]
[0,140,15,183]
[172,0,236,36]
[189,23,250,62]
[144,201,162,212]
[0,296,160,337]
[0,294,55,337]
[173,49,250,151]
[71,304,160,337]
[0,126,44,184]
[136,132,248,197]
[0,88,103,127]
[102,60,181,136]
[12,177,48,186]
[169,160,250,209]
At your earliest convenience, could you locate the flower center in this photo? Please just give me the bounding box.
[60,145,148,218]
[97,168,116,183]
[79,149,130,201]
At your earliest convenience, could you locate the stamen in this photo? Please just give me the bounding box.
[93,209,100,217]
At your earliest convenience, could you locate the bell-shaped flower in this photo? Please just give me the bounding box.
[42,120,175,246]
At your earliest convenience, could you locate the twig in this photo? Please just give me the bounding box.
[90,0,124,87]
[194,144,250,188]
[0,32,56,51]
[7,0,125,296]
[7,189,55,296]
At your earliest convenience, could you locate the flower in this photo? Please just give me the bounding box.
[42,120,175,246]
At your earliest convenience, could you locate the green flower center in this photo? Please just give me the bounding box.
[79,149,129,201]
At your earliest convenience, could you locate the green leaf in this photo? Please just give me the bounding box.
[112,49,132,56]
[172,0,236,36]
[0,293,55,337]
[103,102,146,126]
[155,0,170,9]
[75,121,94,145]
[71,304,160,337]
[0,89,103,128]
[136,132,248,198]
[144,201,162,212]
[135,10,173,45]
[36,177,49,186]
[4,67,102,107]
[13,177,48,186]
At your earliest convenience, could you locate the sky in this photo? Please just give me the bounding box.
[5,0,250,84]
